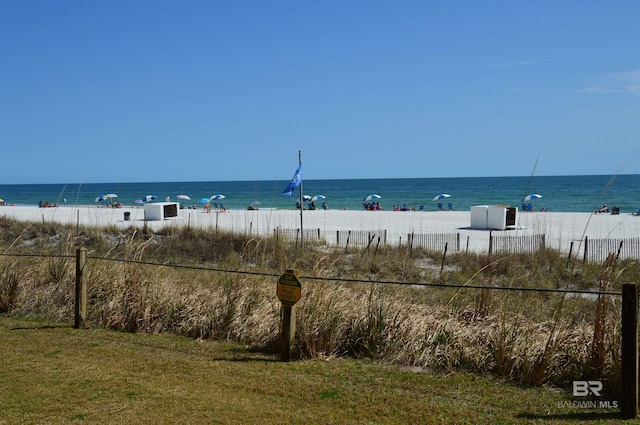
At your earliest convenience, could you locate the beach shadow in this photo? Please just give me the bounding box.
[458,226,524,232]
[9,323,73,330]
[210,355,280,363]
[457,226,491,231]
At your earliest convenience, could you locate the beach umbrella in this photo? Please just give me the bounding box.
[105,193,118,198]
[250,200,261,205]
[199,198,211,203]
[523,194,542,201]
[134,199,145,204]
[144,195,156,202]
[363,194,382,202]
[95,195,106,202]
[302,195,312,201]
[177,194,191,200]
[432,194,451,201]
[311,195,326,201]
[210,194,226,200]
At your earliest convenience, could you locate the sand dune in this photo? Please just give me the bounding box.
[2,205,639,255]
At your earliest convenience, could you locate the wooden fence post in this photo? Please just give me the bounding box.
[373,236,381,258]
[621,283,639,419]
[440,242,448,276]
[74,247,87,329]
[583,236,588,262]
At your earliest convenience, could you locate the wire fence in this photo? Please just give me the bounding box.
[1,249,637,417]
[0,251,623,296]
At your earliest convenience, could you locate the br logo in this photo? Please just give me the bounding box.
[573,381,603,397]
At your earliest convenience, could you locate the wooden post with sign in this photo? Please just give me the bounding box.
[277,269,302,362]
[621,283,639,419]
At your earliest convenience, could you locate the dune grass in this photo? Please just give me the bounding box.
[1,216,638,400]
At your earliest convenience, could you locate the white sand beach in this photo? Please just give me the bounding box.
[2,204,639,255]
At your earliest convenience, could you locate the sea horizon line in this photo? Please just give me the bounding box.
[2,173,638,187]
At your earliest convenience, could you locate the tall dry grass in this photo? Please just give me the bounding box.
[0,216,637,394]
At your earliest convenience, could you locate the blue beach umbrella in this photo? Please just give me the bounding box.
[311,195,326,201]
[363,194,382,202]
[95,195,106,202]
[199,198,211,203]
[432,194,451,201]
[210,194,226,200]
[523,194,542,202]
[144,195,157,202]
[134,199,145,204]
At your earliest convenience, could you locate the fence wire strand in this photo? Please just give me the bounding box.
[0,252,622,296]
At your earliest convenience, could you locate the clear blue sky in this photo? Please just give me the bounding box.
[1,0,638,184]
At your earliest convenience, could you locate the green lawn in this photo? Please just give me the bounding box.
[1,315,629,425]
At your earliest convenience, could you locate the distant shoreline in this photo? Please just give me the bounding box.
[2,174,638,214]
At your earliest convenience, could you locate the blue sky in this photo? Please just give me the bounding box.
[1,0,638,184]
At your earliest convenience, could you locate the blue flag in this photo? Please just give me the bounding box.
[282,165,302,196]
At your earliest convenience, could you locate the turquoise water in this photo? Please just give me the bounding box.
[0,175,638,213]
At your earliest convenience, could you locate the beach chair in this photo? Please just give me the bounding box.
[447,203,455,211]
[419,205,424,211]
[437,203,444,211]
[219,203,227,211]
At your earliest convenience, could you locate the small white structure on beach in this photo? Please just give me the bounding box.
[143,202,179,221]
[470,205,489,229]
[470,205,518,230]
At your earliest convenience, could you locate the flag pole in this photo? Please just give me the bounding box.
[298,150,304,249]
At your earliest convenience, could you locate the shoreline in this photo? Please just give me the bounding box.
[1,205,639,255]
[1,175,639,214]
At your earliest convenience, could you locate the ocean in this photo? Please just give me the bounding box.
[0,175,638,214]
